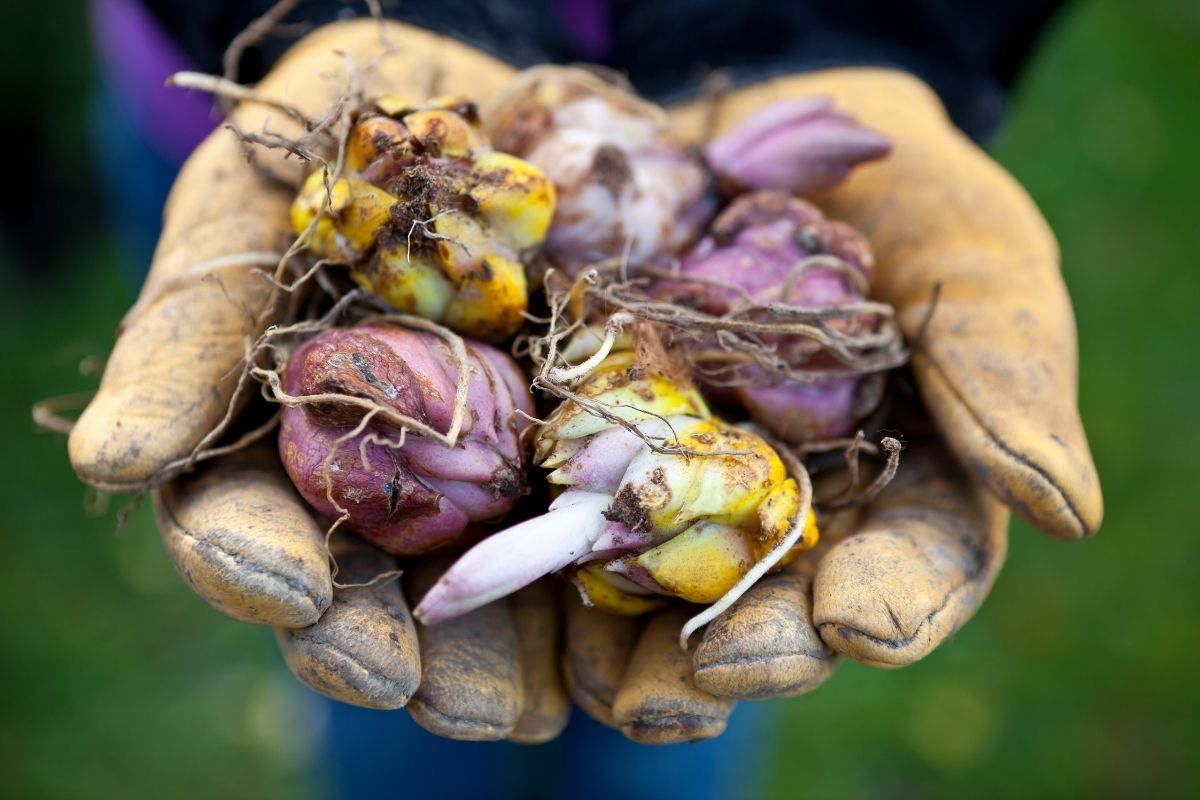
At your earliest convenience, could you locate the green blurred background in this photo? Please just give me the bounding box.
[2,0,1197,797]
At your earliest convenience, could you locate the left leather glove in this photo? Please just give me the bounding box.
[70,19,568,743]
[157,443,569,742]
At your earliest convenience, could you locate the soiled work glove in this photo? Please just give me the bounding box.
[557,69,1103,740]
[68,20,567,743]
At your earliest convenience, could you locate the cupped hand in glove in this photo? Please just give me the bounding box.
[66,19,569,744]
[552,69,1103,742]
[619,68,1104,710]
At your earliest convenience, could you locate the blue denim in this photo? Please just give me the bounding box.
[324,698,772,800]
[89,78,178,284]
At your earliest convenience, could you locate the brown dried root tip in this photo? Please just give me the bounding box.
[31,391,95,435]
[843,430,867,489]
[909,280,944,352]
[819,435,903,512]
[696,69,733,143]
[678,453,815,650]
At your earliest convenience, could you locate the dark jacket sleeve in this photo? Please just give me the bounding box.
[143,0,1065,142]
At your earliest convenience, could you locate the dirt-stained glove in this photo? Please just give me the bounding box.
[552,68,1102,734]
[562,597,737,744]
[559,425,1005,741]
[648,70,1104,695]
[68,20,568,743]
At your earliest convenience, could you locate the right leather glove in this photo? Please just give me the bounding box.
[555,68,1102,741]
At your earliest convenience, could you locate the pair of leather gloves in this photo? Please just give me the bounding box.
[68,20,1103,744]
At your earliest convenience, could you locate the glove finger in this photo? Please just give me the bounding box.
[666,70,1102,540]
[693,560,838,699]
[687,471,866,699]
[405,558,523,741]
[508,580,571,744]
[69,20,518,491]
[611,607,735,744]
[153,443,332,627]
[276,533,420,709]
[67,123,283,492]
[561,588,643,728]
[813,437,1008,667]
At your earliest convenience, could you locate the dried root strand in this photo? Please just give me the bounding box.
[587,276,908,383]
[537,237,911,400]
[118,251,290,335]
[167,71,310,126]
[696,68,733,144]
[678,440,815,649]
[226,121,326,165]
[525,274,750,459]
[817,434,903,512]
[31,391,95,435]
[249,310,473,449]
[314,407,404,591]
[544,312,634,383]
[222,0,302,87]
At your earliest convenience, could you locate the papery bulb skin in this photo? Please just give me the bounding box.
[278,323,533,555]
[487,67,716,277]
[653,191,882,444]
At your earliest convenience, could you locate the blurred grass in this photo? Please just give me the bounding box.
[0,2,325,797]
[1,0,1198,797]
[767,1,1200,798]
[0,250,326,798]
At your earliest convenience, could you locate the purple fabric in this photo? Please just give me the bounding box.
[550,0,612,60]
[90,0,216,164]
